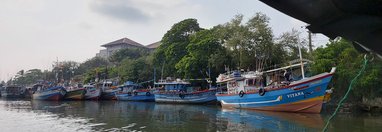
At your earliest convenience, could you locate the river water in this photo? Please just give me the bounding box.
[0,99,381,132]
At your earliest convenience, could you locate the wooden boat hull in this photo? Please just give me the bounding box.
[32,89,66,101]
[116,91,155,102]
[65,88,86,100]
[101,90,117,100]
[155,90,217,104]
[217,73,333,113]
[85,88,101,100]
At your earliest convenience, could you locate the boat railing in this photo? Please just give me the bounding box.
[155,88,213,95]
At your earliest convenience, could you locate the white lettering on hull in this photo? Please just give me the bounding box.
[287,92,304,98]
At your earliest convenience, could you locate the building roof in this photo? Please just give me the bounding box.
[101,37,145,48]
[146,41,161,49]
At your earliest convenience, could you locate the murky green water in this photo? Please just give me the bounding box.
[0,99,381,132]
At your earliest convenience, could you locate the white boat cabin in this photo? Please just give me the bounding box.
[118,81,142,93]
[217,62,309,95]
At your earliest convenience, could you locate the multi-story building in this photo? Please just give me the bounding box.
[96,37,160,59]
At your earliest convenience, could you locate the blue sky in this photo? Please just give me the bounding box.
[0,0,328,81]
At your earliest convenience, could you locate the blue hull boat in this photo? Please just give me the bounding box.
[155,78,216,104]
[155,90,216,104]
[116,91,155,101]
[32,86,66,101]
[216,67,335,113]
[154,79,217,104]
[115,81,155,102]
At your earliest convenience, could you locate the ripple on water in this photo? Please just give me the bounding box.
[100,123,146,132]
[0,100,100,132]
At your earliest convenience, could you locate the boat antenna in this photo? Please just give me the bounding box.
[208,66,212,88]
[298,43,305,79]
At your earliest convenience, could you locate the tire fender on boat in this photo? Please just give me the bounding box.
[239,90,245,97]
[232,82,238,87]
[146,92,151,96]
[134,91,138,96]
[179,93,185,99]
[258,87,266,96]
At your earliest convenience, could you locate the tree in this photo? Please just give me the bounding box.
[12,69,44,85]
[213,13,278,71]
[213,14,248,69]
[176,29,228,80]
[76,57,110,75]
[117,56,154,84]
[83,66,116,83]
[109,47,151,64]
[277,29,309,61]
[154,18,202,78]
[52,61,79,82]
[312,38,382,102]
[245,12,276,70]
[0,81,5,87]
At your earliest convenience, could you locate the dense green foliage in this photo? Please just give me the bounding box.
[117,56,153,83]
[12,69,44,85]
[176,29,227,79]
[109,47,151,64]
[77,57,110,75]
[312,38,382,101]
[154,18,202,78]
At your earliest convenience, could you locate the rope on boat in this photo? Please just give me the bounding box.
[322,54,369,132]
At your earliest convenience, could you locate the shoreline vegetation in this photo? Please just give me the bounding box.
[2,12,381,113]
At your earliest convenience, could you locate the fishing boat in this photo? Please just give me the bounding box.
[64,87,86,100]
[0,85,26,98]
[115,81,155,102]
[99,80,119,100]
[84,84,101,100]
[154,78,217,104]
[0,86,4,97]
[32,85,66,101]
[216,64,336,113]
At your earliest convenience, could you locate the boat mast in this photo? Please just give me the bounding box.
[208,66,211,88]
[161,62,165,81]
[153,68,156,88]
[298,43,305,79]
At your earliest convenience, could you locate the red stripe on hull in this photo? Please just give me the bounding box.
[221,96,324,114]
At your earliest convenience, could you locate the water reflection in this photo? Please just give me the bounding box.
[217,108,323,132]
[151,104,219,131]
[30,100,152,131]
[2,99,381,132]
[0,99,95,132]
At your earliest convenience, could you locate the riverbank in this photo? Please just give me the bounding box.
[323,98,382,114]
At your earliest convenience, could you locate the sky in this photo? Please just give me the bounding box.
[0,0,329,81]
